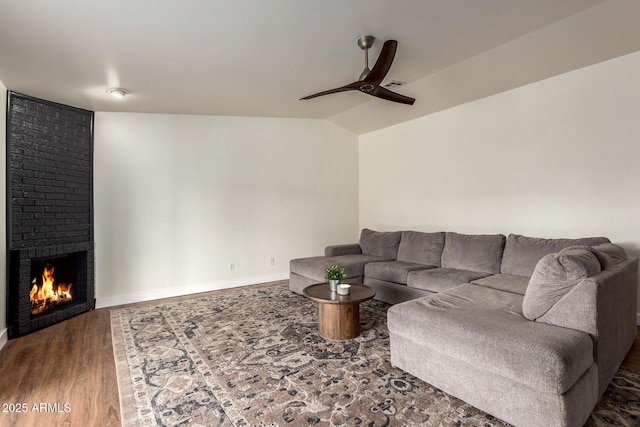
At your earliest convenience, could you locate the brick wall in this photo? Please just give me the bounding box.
[6,92,95,338]
[8,93,93,249]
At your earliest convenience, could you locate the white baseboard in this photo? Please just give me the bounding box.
[95,272,289,309]
[0,328,7,353]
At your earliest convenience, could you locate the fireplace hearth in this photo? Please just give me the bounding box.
[6,92,95,338]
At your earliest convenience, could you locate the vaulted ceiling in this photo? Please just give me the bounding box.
[1,0,639,134]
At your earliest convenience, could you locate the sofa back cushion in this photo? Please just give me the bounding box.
[501,234,610,277]
[523,248,601,321]
[440,232,506,274]
[396,231,445,266]
[359,228,402,259]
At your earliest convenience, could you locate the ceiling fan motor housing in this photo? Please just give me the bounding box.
[357,36,375,50]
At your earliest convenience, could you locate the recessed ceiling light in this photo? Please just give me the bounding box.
[106,87,128,98]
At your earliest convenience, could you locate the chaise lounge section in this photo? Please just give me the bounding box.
[289,228,404,296]
[289,229,638,427]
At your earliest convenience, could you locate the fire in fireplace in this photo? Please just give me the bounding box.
[29,257,76,316]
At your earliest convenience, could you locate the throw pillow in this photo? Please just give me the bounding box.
[523,248,601,321]
[591,243,628,269]
[559,243,628,270]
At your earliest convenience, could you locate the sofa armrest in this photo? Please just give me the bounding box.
[325,244,362,257]
[535,258,637,336]
[534,257,638,395]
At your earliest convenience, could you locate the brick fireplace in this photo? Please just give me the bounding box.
[6,92,95,338]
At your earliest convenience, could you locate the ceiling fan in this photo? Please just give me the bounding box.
[300,36,415,105]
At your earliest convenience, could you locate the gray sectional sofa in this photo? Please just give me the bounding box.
[289,229,638,427]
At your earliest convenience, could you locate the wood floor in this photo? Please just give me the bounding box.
[1,283,639,427]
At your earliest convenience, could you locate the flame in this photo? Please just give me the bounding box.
[30,262,74,315]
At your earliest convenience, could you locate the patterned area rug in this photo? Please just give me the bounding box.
[111,282,640,426]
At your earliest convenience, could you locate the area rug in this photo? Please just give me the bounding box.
[111,282,640,426]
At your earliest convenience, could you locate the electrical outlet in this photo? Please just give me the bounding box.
[228,262,235,271]
[270,257,275,266]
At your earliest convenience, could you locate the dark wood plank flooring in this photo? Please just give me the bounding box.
[0,307,120,426]
[1,282,639,426]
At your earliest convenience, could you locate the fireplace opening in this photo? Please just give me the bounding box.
[7,244,93,338]
[29,255,76,316]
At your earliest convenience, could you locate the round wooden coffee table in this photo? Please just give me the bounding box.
[303,283,376,341]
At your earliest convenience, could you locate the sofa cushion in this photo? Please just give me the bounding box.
[387,284,594,394]
[471,274,529,295]
[359,228,402,259]
[289,254,391,282]
[396,231,445,266]
[501,234,610,277]
[365,261,435,285]
[407,268,491,293]
[523,248,601,321]
[440,232,506,274]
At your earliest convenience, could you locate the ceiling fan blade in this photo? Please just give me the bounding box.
[372,86,415,105]
[363,40,397,84]
[300,82,360,100]
[300,38,414,105]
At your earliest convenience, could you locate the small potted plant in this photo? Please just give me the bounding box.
[326,265,345,292]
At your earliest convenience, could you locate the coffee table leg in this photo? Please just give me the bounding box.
[318,303,359,341]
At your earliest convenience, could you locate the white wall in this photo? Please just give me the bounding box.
[360,50,640,315]
[0,79,7,349]
[94,113,358,306]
